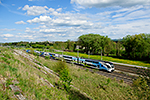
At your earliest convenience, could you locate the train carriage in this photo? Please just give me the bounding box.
[26,49,115,72]
[80,58,115,72]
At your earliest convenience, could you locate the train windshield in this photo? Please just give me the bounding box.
[109,63,114,68]
[104,64,111,68]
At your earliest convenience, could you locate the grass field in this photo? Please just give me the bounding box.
[1,47,149,99]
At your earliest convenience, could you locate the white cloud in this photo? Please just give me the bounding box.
[25,27,36,33]
[0,28,16,31]
[71,0,150,8]
[27,16,52,24]
[22,5,49,16]
[58,34,66,36]
[56,8,62,12]
[15,21,26,24]
[17,7,22,10]
[12,5,150,41]
[44,34,53,37]
[27,13,93,27]
[26,27,30,30]
[40,28,66,33]
[2,34,14,37]
[48,8,55,12]
[22,5,63,16]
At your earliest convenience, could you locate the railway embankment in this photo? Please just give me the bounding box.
[0,47,150,99]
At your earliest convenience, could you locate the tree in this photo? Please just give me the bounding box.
[115,41,124,56]
[123,33,150,61]
[104,40,115,56]
[26,44,30,48]
[78,34,112,55]
[49,46,54,52]
[66,40,75,51]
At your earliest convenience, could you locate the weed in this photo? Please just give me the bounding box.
[1,57,10,64]
[85,69,89,72]
[106,78,111,85]
[91,71,94,74]
[36,56,39,59]
[38,67,41,70]
[6,78,13,87]
[16,73,21,78]
[35,90,42,99]
[14,91,20,95]
[36,62,42,66]
[114,77,116,81]
[45,56,49,59]
[2,52,11,59]
[77,69,80,71]
[120,79,124,83]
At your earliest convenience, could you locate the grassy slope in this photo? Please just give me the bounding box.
[1,47,149,99]
[54,51,150,67]
[0,47,69,99]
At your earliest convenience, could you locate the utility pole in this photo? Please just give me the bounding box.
[101,49,102,60]
[88,51,90,58]
[77,45,79,57]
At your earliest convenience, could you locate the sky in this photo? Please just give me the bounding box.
[0,0,150,42]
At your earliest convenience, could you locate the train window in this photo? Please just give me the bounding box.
[111,64,114,68]
[105,64,111,68]
[85,60,93,63]
[93,61,99,64]
[109,63,114,68]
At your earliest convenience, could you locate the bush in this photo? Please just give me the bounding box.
[85,69,89,72]
[45,56,49,59]
[55,61,72,92]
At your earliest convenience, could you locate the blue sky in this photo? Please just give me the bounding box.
[0,0,150,42]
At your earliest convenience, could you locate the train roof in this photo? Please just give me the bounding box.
[63,55,75,58]
[83,58,113,64]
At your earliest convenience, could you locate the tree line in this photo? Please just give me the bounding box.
[77,33,150,62]
[1,33,150,62]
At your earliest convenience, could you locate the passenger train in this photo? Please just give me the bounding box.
[26,50,115,72]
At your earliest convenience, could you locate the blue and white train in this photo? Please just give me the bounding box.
[26,50,115,72]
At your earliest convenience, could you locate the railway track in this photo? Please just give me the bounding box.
[74,64,135,84]
[114,64,150,77]
[18,49,147,85]
[37,55,138,84]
